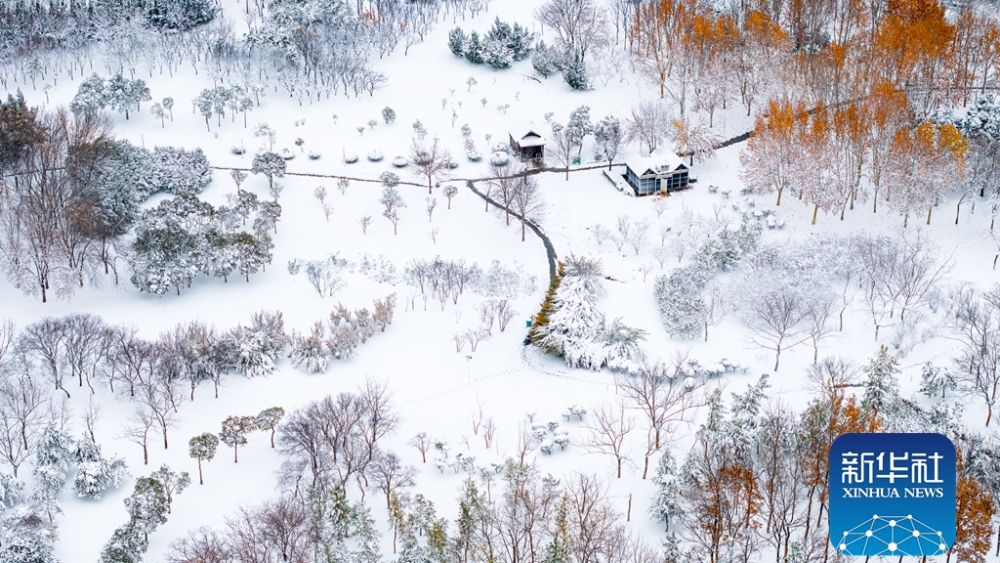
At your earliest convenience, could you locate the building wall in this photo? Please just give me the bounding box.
[625,166,690,196]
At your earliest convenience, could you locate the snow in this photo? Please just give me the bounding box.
[0,0,998,561]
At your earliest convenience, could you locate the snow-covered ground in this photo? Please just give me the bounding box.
[1,0,998,561]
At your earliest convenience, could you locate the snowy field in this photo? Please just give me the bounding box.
[1,0,999,562]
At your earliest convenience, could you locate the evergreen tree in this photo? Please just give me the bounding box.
[649,451,681,530]
[98,523,147,563]
[251,151,286,191]
[562,54,589,91]
[255,407,285,448]
[148,465,190,513]
[188,433,219,485]
[542,497,570,563]
[219,415,258,463]
[72,435,128,500]
[532,41,563,78]
[71,74,107,115]
[861,345,901,419]
[123,477,169,541]
[463,32,484,64]
[447,27,466,56]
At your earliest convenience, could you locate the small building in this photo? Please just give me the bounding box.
[509,129,546,161]
[623,156,690,196]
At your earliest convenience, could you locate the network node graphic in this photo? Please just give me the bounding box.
[837,514,948,557]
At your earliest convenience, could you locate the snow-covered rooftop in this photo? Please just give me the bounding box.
[508,122,546,147]
[626,152,684,175]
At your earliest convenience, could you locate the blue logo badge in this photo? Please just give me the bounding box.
[829,433,956,557]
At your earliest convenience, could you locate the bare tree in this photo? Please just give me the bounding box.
[0,320,14,365]
[369,451,416,508]
[536,0,610,66]
[138,378,180,450]
[954,286,1000,426]
[359,379,398,462]
[511,174,544,242]
[616,356,704,477]
[627,101,671,155]
[586,402,635,478]
[410,139,451,193]
[550,123,574,180]
[565,474,622,562]
[627,219,649,256]
[409,432,431,464]
[62,313,105,391]
[489,162,517,223]
[0,369,46,476]
[805,294,836,365]
[18,318,68,397]
[167,527,232,563]
[122,405,156,465]
[741,277,811,371]
[756,406,807,563]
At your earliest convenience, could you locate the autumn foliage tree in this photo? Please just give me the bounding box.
[885,121,967,225]
[952,460,995,563]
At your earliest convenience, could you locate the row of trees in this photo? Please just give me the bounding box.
[288,296,397,373]
[742,97,972,226]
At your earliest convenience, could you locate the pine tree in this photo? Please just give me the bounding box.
[650,451,681,530]
[542,497,570,563]
[251,152,286,192]
[256,407,285,448]
[464,32,484,64]
[98,523,147,563]
[148,465,190,513]
[72,435,127,500]
[532,41,563,78]
[187,433,219,485]
[124,477,169,541]
[219,415,258,463]
[861,344,901,419]
[448,28,466,56]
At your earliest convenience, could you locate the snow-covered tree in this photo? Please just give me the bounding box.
[654,265,709,339]
[124,476,169,541]
[256,407,285,449]
[148,465,190,513]
[593,115,624,169]
[532,41,563,78]
[464,31,484,64]
[187,433,219,485]
[219,416,257,463]
[861,345,901,419]
[251,152,286,192]
[448,28,466,56]
[104,74,150,120]
[72,436,127,500]
[289,322,329,374]
[70,74,107,115]
[650,450,681,530]
[382,106,396,125]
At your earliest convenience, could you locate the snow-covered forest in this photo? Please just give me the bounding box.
[0,0,999,561]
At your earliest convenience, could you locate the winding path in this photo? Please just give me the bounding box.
[463,178,559,283]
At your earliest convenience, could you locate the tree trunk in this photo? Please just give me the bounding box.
[197,459,203,485]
